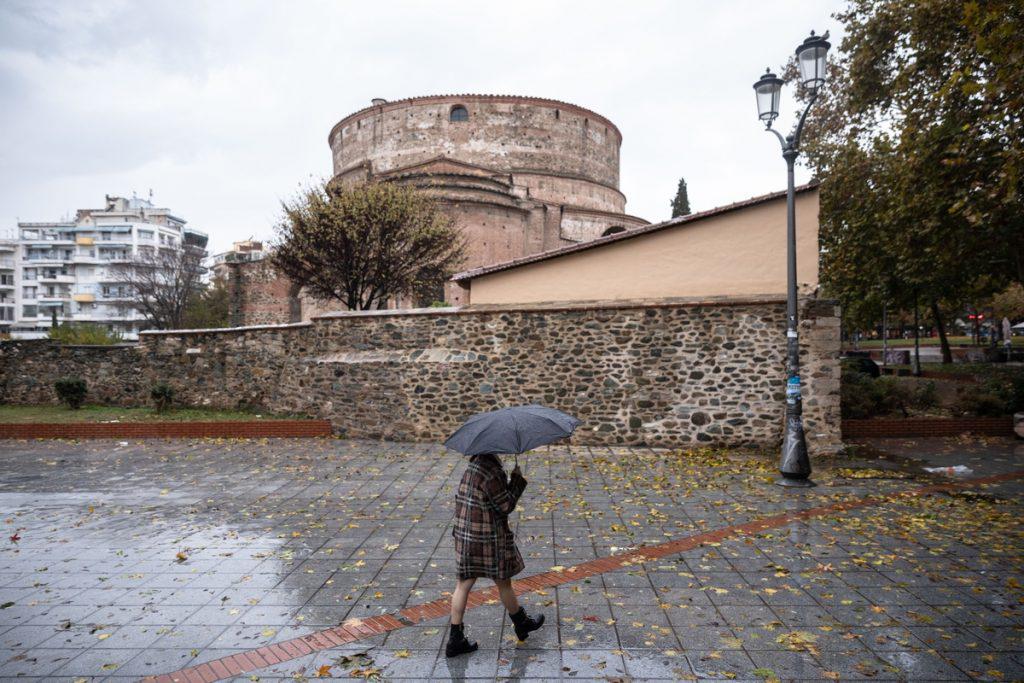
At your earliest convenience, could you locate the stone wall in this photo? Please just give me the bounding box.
[0,342,145,406]
[0,298,842,454]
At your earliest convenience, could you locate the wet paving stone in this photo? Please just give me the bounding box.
[0,436,1020,680]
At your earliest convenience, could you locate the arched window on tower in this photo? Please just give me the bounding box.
[450,105,469,122]
[602,226,627,237]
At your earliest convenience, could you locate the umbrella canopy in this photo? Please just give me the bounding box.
[444,404,581,456]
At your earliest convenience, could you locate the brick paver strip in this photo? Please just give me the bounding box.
[148,468,1024,683]
[842,416,1013,438]
[0,419,333,439]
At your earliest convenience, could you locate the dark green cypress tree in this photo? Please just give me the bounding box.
[670,177,691,218]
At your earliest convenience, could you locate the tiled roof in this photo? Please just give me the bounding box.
[451,182,819,282]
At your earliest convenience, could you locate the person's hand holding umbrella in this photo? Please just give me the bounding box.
[510,461,526,487]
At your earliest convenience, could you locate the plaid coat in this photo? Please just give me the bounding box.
[453,454,527,580]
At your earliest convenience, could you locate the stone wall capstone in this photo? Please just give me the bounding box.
[0,298,841,453]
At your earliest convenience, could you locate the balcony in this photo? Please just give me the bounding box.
[39,274,75,284]
[23,236,74,245]
[72,293,95,303]
[0,258,14,269]
[23,255,68,264]
[36,304,71,318]
[76,236,95,246]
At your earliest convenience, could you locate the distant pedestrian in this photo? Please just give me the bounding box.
[446,453,544,657]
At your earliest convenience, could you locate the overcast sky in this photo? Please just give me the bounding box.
[0,0,845,255]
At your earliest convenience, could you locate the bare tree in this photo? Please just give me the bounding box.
[111,246,204,330]
[272,180,465,310]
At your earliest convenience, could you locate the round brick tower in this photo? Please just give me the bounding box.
[328,95,648,303]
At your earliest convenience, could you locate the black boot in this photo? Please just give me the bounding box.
[445,622,478,658]
[509,607,545,641]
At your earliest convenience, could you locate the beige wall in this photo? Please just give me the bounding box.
[465,190,819,305]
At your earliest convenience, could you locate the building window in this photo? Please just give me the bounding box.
[22,305,37,318]
[22,286,37,299]
[449,105,469,122]
[602,226,627,236]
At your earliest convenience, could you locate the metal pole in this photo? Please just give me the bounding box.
[778,144,813,487]
[912,294,921,376]
[882,301,888,370]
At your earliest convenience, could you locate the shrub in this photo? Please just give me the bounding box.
[914,381,939,411]
[150,383,175,413]
[49,323,123,345]
[54,377,87,409]
[841,370,877,419]
[952,386,1008,416]
[841,356,879,378]
[951,369,1024,416]
[841,367,937,419]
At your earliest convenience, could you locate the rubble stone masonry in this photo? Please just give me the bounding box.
[0,298,841,453]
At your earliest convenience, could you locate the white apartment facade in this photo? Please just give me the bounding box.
[0,239,15,332]
[9,194,207,340]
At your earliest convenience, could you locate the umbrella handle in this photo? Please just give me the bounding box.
[514,453,519,470]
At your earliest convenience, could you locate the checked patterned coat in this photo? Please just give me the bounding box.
[453,454,527,580]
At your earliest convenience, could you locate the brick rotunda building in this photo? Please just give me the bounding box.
[221,94,649,324]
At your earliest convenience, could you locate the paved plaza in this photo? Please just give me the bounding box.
[0,436,1021,681]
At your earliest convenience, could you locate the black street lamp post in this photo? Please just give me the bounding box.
[752,31,830,488]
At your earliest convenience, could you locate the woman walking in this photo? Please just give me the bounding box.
[446,453,545,657]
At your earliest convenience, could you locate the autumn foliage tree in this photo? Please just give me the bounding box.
[182,274,230,329]
[272,180,465,310]
[793,0,1024,362]
[112,246,205,330]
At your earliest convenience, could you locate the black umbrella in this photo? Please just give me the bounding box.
[444,404,581,458]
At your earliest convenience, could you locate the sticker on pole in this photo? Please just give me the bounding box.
[786,376,801,401]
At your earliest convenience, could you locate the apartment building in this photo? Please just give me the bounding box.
[0,238,15,334]
[11,194,207,340]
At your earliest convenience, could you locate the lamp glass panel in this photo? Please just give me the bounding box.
[798,45,827,89]
[755,82,781,121]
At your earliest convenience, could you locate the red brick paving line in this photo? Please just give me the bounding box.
[842,416,1013,438]
[147,469,1024,683]
[0,419,333,439]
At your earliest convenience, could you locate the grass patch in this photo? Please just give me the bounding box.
[883,362,1021,377]
[0,404,309,424]
[849,335,1022,349]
